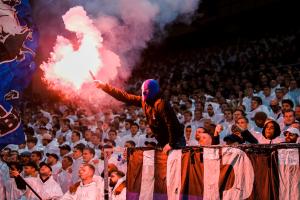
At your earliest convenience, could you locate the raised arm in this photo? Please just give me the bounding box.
[94,80,142,107]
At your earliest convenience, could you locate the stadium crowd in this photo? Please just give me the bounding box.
[0,31,300,200]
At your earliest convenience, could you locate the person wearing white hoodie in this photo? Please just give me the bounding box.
[110,170,126,200]
[61,164,103,200]
[11,162,63,200]
[255,120,283,144]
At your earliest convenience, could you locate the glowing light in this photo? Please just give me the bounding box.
[41,6,103,90]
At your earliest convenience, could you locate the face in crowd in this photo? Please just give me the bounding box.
[198,132,212,146]
[185,126,192,140]
[79,164,95,181]
[82,149,94,163]
[264,122,275,139]
[72,147,82,160]
[39,165,51,177]
[283,111,295,126]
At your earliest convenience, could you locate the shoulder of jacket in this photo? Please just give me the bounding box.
[154,98,166,107]
[113,181,126,195]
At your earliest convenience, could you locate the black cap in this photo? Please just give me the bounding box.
[223,134,243,144]
[39,162,52,171]
[20,151,31,157]
[46,153,59,161]
[59,144,71,151]
[144,141,157,147]
[24,161,38,170]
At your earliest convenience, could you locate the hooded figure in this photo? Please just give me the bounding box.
[141,79,160,103]
[257,120,283,144]
[95,79,185,152]
[262,120,281,140]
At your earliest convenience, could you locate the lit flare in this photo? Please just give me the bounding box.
[41,6,103,90]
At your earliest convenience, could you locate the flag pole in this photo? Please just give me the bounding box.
[9,165,42,200]
[19,175,42,200]
[89,70,96,80]
[103,147,110,200]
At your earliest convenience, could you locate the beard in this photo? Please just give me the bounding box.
[109,180,116,188]
[285,137,297,143]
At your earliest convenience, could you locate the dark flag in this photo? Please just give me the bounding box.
[0,0,38,149]
[127,148,144,200]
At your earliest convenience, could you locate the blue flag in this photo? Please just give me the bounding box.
[0,0,38,149]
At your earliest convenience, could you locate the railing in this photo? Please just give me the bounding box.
[127,144,300,200]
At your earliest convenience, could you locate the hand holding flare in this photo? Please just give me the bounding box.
[89,70,105,89]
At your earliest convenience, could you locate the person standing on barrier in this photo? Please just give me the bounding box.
[94,79,186,153]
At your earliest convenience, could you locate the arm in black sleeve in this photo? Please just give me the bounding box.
[101,84,142,107]
[15,175,27,190]
[212,135,220,145]
[241,130,258,144]
[160,100,183,148]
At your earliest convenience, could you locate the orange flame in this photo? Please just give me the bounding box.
[41,6,103,90]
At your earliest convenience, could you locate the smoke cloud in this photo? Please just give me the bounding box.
[34,0,201,109]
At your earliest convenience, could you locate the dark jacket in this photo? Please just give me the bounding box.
[102,84,185,148]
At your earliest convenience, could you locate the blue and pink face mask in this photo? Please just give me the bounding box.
[141,79,160,103]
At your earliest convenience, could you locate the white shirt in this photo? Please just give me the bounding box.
[113,137,123,147]
[56,129,72,142]
[242,96,252,112]
[57,167,73,193]
[39,175,63,199]
[247,105,270,120]
[255,134,284,144]
[202,113,224,124]
[89,159,103,176]
[51,162,62,180]
[111,178,126,200]
[44,140,60,155]
[5,144,19,151]
[61,181,101,200]
[0,175,5,200]
[0,160,9,200]
[22,176,43,200]
[90,156,119,177]
[23,175,63,200]
[121,133,140,147]
[191,118,206,129]
[269,110,282,121]
[278,120,292,132]
[25,145,44,153]
[5,178,23,200]
[117,160,127,175]
[260,94,276,106]
[137,134,158,147]
[72,157,83,184]
[118,129,130,138]
[185,138,198,146]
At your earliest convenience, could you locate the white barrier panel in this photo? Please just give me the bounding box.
[127,144,300,200]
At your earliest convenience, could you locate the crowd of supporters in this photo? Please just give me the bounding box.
[0,30,300,199]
